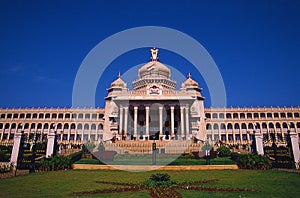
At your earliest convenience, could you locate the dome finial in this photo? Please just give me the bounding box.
[118,71,121,78]
[188,72,191,79]
[150,48,159,61]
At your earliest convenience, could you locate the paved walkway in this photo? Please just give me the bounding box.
[0,170,29,179]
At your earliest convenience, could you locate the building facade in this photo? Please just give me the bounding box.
[0,48,300,149]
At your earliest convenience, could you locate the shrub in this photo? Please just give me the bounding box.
[217,146,231,157]
[233,153,270,170]
[145,173,176,187]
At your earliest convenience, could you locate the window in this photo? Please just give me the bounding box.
[219,113,224,119]
[20,113,25,118]
[212,113,218,119]
[226,113,231,119]
[287,113,293,118]
[206,124,212,130]
[58,113,63,119]
[52,114,57,119]
[280,113,286,118]
[13,114,18,119]
[254,113,259,118]
[92,114,97,119]
[7,114,12,119]
[260,113,265,118]
[274,113,279,118]
[26,113,31,119]
[267,113,272,118]
[205,113,211,119]
[233,113,238,119]
[247,113,252,119]
[240,113,245,119]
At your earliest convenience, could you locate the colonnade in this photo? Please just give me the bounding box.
[118,104,191,140]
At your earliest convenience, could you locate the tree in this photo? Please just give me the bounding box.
[217,146,231,157]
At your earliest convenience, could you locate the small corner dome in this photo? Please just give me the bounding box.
[111,74,127,88]
[181,73,199,88]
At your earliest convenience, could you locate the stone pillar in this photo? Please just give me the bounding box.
[180,107,185,138]
[225,130,229,144]
[289,130,300,169]
[254,131,264,155]
[145,106,149,138]
[46,129,56,158]
[185,105,189,137]
[124,107,128,137]
[159,106,163,136]
[10,129,22,166]
[133,106,138,139]
[119,106,123,135]
[170,106,174,137]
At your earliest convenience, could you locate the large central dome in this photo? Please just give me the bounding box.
[138,61,170,79]
[132,48,176,91]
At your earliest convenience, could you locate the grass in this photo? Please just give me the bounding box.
[0,169,299,197]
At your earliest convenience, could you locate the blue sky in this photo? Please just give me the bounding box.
[0,0,300,108]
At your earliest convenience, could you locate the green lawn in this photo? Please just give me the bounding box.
[0,169,299,197]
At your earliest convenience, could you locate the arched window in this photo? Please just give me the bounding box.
[64,123,69,130]
[254,113,259,118]
[78,114,83,119]
[213,123,219,130]
[206,124,212,130]
[220,123,226,129]
[39,113,44,119]
[91,124,96,130]
[260,113,265,118]
[37,123,42,129]
[7,114,12,119]
[294,113,299,118]
[20,113,25,119]
[275,123,281,128]
[32,113,37,118]
[13,114,18,119]
[92,114,97,119]
[248,123,254,129]
[5,123,10,129]
[212,113,218,119]
[262,123,267,129]
[205,113,211,119]
[65,114,70,119]
[227,123,233,130]
[267,113,272,118]
[274,113,279,118]
[43,123,49,129]
[241,123,246,129]
[24,123,29,129]
[11,123,16,129]
[297,122,300,129]
[280,113,286,118]
[85,114,90,120]
[240,113,245,119]
[26,113,31,119]
[268,123,274,129]
[58,113,63,119]
[219,113,224,119]
[30,123,35,129]
[226,113,232,119]
[98,124,103,130]
[52,114,57,119]
[77,124,82,130]
[247,113,252,119]
[255,123,260,129]
[71,123,76,129]
[84,124,89,130]
[290,122,295,128]
[287,113,293,118]
[57,123,62,130]
[282,122,288,129]
[233,113,238,119]
[234,123,240,129]
[99,114,104,119]
[45,113,50,119]
[72,114,77,119]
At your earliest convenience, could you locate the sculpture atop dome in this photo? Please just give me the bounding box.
[150,48,159,61]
